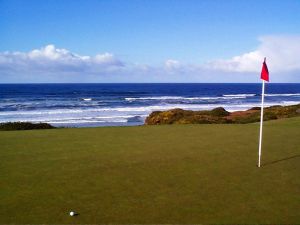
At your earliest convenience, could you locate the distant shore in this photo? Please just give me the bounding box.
[1,103,300,130]
[1,83,300,127]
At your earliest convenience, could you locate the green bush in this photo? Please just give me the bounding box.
[145,104,300,125]
[0,122,55,131]
[210,107,230,117]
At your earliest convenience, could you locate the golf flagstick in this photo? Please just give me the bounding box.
[258,57,269,168]
[258,80,265,167]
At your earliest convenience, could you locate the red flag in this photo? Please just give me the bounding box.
[261,58,269,82]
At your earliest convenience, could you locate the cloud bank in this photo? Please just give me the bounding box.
[206,35,300,74]
[1,35,300,82]
[0,45,124,74]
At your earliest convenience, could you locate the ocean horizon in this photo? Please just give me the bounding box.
[1,83,300,127]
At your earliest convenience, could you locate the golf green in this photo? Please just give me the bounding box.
[0,118,299,224]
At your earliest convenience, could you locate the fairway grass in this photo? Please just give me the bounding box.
[0,118,299,224]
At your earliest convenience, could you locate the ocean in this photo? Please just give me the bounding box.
[0,83,300,127]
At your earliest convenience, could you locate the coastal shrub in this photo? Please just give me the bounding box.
[264,112,278,120]
[249,107,261,111]
[210,107,230,117]
[0,122,55,131]
[145,104,300,125]
[233,113,260,124]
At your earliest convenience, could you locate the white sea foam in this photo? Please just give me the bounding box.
[125,96,184,101]
[0,114,145,124]
[48,119,128,124]
[1,100,299,126]
[125,96,248,101]
[223,94,256,97]
[1,101,298,117]
[82,98,92,101]
[197,96,246,100]
[280,101,300,105]
[265,93,300,97]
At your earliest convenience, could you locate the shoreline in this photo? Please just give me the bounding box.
[2,103,300,130]
[1,83,300,128]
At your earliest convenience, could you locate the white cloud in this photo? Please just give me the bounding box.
[1,36,300,83]
[0,44,124,75]
[164,59,181,70]
[206,35,300,73]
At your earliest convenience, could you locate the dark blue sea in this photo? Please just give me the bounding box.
[0,83,299,127]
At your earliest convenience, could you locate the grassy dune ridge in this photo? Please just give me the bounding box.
[145,104,300,125]
[0,118,299,224]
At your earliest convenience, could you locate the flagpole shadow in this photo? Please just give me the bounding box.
[262,154,300,167]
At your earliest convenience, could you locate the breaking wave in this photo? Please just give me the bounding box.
[125,95,250,101]
[265,93,300,97]
[1,83,300,127]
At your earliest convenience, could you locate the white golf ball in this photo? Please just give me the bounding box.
[69,211,75,216]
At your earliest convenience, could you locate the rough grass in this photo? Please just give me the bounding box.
[0,118,299,224]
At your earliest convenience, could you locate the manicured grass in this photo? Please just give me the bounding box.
[0,118,299,224]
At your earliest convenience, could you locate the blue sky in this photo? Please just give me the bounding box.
[1,0,300,83]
